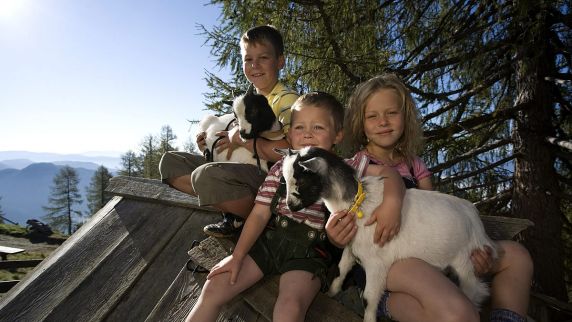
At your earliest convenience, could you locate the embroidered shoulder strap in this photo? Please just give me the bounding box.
[270,176,286,214]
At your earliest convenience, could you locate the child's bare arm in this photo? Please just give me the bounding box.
[417,176,433,190]
[208,203,271,284]
[364,165,405,246]
[225,130,289,162]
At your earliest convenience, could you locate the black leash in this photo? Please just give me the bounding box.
[252,137,264,175]
[186,240,209,274]
[203,117,237,162]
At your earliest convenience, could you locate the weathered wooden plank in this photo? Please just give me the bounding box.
[188,237,362,322]
[0,196,202,322]
[0,197,124,321]
[106,208,220,322]
[0,281,18,293]
[146,266,266,322]
[480,215,534,240]
[0,259,42,270]
[145,264,205,322]
[42,199,193,322]
[106,176,218,212]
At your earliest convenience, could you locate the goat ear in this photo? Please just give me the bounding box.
[274,148,299,156]
[299,157,327,174]
[274,148,288,156]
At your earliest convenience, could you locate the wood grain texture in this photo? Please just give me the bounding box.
[146,266,266,322]
[480,215,534,240]
[106,176,218,212]
[105,208,219,322]
[0,197,219,322]
[0,197,124,321]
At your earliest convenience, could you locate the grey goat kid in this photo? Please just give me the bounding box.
[277,146,498,322]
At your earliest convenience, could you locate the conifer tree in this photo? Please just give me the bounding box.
[119,150,142,177]
[86,166,113,215]
[201,0,571,301]
[0,196,5,224]
[183,136,198,153]
[159,125,177,153]
[43,166,83,235]
[140,134,161,179]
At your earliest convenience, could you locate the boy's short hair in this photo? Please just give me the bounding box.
[240,25,284,57]
[292,92,345,133]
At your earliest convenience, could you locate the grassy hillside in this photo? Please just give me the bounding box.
[0,224,66,282]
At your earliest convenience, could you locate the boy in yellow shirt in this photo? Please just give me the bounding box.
[159,25,298,237]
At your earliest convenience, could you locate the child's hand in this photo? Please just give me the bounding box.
[364,202,401,247]
[470,246,495,276]
[207,254,244,285]
[325,210,357,248]
[218,130,245,159]
[196,131,207,152]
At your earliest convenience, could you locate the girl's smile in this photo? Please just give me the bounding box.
[364,88,405,156]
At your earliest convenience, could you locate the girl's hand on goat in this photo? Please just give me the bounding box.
[365,201,401,247]
[207,254,244,285]
[196,131,207,152]
[325,210,357,248]
[470,246,495,276]
[365,166,404,246]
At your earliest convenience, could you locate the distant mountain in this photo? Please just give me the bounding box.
[0,159,34,170]
[0,151,121,171]
[0,163,94,226]
[52,161,105,171]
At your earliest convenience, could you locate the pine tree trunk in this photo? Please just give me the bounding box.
[511,1,567,300]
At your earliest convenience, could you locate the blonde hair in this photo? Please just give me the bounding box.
[346,74,423,164]
[292,91,345,133]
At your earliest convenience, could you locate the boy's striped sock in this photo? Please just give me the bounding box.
[490,308,526,322]
[376,291,392,319]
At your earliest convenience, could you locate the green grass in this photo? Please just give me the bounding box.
[0,223,64,283]
[0,223,68,239]
[0,224,28,237]
[0,252,47,281]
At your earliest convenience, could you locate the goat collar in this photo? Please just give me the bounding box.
[348,181,366,219]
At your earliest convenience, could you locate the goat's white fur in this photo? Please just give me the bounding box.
[199,92,284,172]
[199,113,265,169]
[281,147,498,322]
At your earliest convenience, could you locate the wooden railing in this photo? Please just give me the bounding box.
[0,259,43,293]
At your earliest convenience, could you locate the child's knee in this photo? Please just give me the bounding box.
[199,279,232,307]
[499,241,533,275]
[190,163,212,187]
[273,296,306,320]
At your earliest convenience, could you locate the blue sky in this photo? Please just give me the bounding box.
[0,0,230,156]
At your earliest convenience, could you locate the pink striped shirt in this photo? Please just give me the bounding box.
[346,150,432,181]
[255,159,326,230]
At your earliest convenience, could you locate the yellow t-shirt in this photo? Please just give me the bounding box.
[265,82,299,133]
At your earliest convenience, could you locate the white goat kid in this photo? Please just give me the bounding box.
[199,87,284,172]
[278,147,498,322]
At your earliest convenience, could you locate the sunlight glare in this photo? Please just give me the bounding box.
[0,0,28,22]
